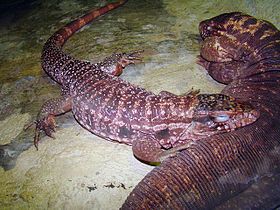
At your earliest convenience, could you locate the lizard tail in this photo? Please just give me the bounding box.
[41,0,128,84]
[49,0,128,47]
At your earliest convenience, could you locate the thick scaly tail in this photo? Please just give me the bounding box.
[41,0,128,84]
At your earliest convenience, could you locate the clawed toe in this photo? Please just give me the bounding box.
[34,115,57,150]
[120,50,144,66]
[127,50,144,61]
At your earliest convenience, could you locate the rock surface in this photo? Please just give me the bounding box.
[0,0,279,209]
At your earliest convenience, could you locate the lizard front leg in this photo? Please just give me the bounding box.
[34,94,72,149]
[132,133,172,164]
[99,50,143,76]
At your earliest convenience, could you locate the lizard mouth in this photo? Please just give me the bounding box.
[204,108,260,133]
[199,23,211,40]
[225,109,260,131]
[199,21,225,40]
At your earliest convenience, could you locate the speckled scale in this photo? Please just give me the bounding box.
[199,12,280,84]
[37,0,259,160]
[42,48,72,84]
[35,4,268,208]
[122,12,280,209]
[62,59,88,79]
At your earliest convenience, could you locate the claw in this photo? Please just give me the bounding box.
[34,126,40,150]
[24,121,36,131]
[114,50,144,76]
[24,120,41,150]
[45,127,55,138]
[33,114,57,150]
[127,50,144,61]
[48,116,57,132]
[120,50,144,67]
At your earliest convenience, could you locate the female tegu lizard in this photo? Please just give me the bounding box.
[35,2,259,163]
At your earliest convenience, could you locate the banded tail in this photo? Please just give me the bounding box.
[41,0,128,84]
[50,0,128,47]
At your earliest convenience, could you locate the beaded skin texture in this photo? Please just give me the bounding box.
[35,1,280,209]
[36,1,258,164]
[122,12,280,209]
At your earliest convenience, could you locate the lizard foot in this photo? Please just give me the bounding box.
[115,50,144,73]
[34,115,57,150]
[132,139,164,164]
[101,50,144,76]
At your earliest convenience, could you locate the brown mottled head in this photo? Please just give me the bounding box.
[199,12,275,40]
[200,35,240,62]
[198,12,279,83]
[199,12,279,50]
[199,12,242,40]
[198,12,255,65]
[188,94,259,137]
[152,94,260,162]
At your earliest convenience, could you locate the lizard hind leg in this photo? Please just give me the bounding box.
[34,95,72,150]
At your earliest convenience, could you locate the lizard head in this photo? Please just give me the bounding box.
[198,12,249,63]
[199,18,226,40]
[198,12,257,40]
[199,12,278,58]
[137,94,260,164]
[187,94,259,139]
[160,94,259,150]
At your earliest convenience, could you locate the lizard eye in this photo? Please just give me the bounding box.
[207,25,212,31]
[211,114,230,123]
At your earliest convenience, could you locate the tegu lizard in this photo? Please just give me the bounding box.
[35,2,259,163]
